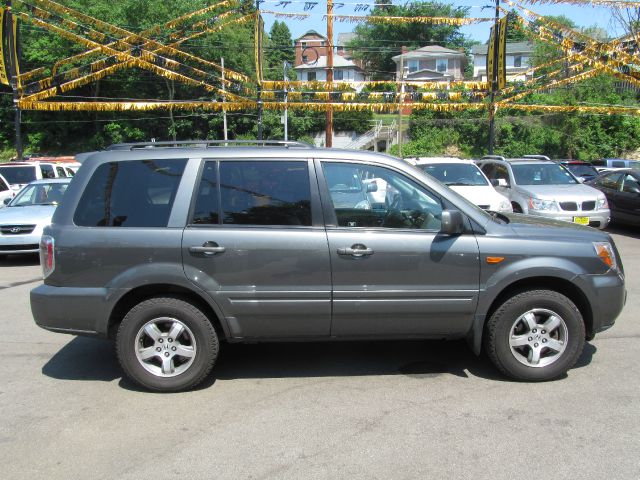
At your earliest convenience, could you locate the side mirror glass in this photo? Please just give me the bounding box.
[490,179,499,187]
[440,210,464,235]
[3,197,11,205]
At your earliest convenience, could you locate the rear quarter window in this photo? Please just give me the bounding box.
[73,159,187,227]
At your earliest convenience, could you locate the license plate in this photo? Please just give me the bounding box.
[573,216,589,225]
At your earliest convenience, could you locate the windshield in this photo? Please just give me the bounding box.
[565,164,598,177]
[10,182,69,207]
[0,166,37,184]
[512,163,578,186]
[419,163,489,186]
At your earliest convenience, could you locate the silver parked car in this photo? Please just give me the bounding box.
[0,178,71,258]
[477,156,610,229]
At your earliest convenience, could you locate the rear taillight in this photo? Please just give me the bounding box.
[40,235,55,278]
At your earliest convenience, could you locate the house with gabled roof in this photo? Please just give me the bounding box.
[471,41,534,82]
[392,45,467,82]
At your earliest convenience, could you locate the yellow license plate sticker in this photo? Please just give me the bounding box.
[573,216,589,225]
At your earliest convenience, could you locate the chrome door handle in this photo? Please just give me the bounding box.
[189,245,226,255]
[337,245,374,257]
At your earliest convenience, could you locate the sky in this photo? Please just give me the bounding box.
[258,0,623,45]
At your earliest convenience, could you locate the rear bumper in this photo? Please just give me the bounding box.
[31,284,114,337]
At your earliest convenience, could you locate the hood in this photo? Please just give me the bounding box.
[516,183,603,201]
[449,185,508,207]
[0,205,57,225]
[504,212,609,242]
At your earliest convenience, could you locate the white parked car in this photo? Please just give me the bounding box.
[409,157,513,213]
[0,178,71,258]
[0,173,14,208]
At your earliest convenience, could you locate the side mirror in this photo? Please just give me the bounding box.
[440,210,464,235]
[366,181,378,193]
[490,179,499,187]
[3,197,11,205]
[497,178,509,187]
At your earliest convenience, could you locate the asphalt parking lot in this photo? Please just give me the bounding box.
[1,225,639,480]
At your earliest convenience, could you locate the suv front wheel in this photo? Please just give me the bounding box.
[484,290,585,381]
[116,296,219,392]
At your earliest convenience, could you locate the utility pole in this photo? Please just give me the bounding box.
[6,1,22,160]
[283,61,288,141]
[221,57,228,141]
[256,1,263,141]
[487,0,499,155]
[325,0,334,147]
[397,52,404,158]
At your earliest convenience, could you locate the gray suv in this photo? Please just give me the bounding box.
[31,141,625,391]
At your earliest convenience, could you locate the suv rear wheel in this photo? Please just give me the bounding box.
[484,290,585,381]
[116,296,219,392]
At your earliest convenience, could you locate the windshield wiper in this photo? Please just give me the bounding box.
[487,211,510,224]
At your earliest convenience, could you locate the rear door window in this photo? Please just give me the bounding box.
[40,164,55,179]
[595,172,623,190]
[74,159,187,227]
[56,166,67,177]
[216,160,312,226]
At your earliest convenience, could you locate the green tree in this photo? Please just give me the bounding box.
[265,20,296,81]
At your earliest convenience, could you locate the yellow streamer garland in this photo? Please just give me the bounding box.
[323,14,493,25]
[261,80,489,91]
[518,0,640,7]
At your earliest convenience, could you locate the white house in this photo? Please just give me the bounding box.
[391,45,466,82]
[294,55,367,83]
[472,41,534,82]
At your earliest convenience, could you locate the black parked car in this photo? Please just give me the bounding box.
[587,169,640,226]
[558,161,599,183]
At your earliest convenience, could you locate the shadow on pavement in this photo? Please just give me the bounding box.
[606,223,640,240]
[43,337,598,390]
[0,253,40,267]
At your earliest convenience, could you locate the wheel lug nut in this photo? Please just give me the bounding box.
[168,338,173,343]
[542,339,547,343]
[158,338,163,343]
[171,346,177,351]
[541,330,546,334]
[156,347,161,352]
[534,343,539,347]
[532,329,537,334]
[164,352,170,357]
[528,337,533,341]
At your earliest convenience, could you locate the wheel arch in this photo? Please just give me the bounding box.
[470,276,593,355]
[107,284,227,341]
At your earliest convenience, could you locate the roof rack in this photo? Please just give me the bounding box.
[481,155,506,161]
[106,140,314,151]
[522,154,551,161]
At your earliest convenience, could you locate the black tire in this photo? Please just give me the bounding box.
[484,290,585,381]
[116,296,219,392]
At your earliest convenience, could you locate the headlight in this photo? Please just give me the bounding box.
[593,242,617,271]
[528,197,558,211]
[498,200,512,212]
[596,196,608,210]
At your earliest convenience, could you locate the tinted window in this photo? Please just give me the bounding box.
[419,163,489,186]
[74,159,187,227]
[56,166,67,177]
[323,162,442,230]
[512,163,577,185]
[612,161,626,168]
[0,176,7,191]
[565,164,598,178]
[0,166,36,184]
[220,161,311,226]
[192,161,219,225]
[41,164,55,179]
[595,172,623,190]
[622,174,640,194]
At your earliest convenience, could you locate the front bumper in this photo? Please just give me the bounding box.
[0,232,41,254]
[529,209,610,229]
[575,269,625,335]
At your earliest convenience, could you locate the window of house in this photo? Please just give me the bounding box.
[436,59,448,73]
[302,55,308,64]
[514,56,522,68]
[407,60,419,73]
[307,71,316,81]
[334,69,344,81]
